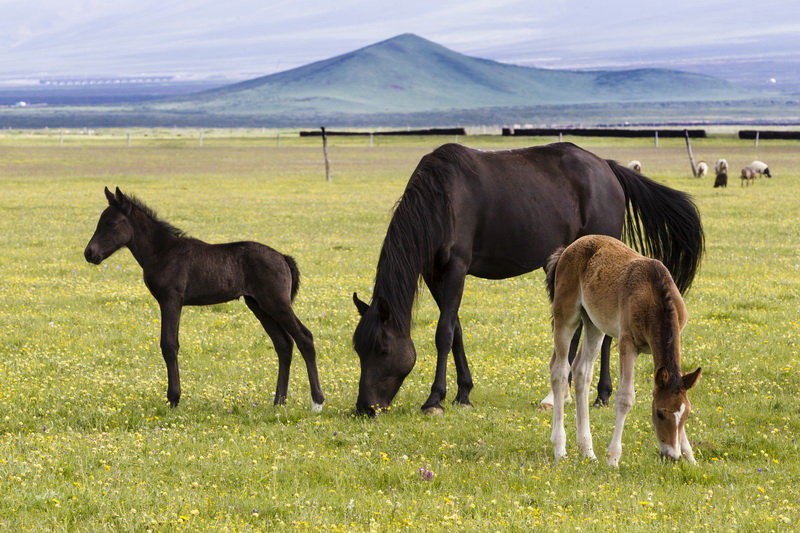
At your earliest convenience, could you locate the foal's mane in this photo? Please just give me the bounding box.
[125,194,190,239]
[372,144,466,330]
[654,262,682,388]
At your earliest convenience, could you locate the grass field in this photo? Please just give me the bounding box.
[1,131,798,531]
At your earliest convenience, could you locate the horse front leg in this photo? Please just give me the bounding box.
[158,297,182,407]
[593,335,613,407]
[607,337,638,467]
[421,264,466,414]
[451,318,474,406]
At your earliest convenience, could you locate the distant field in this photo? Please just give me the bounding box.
[0,132,798,530]
[1,97,798,128]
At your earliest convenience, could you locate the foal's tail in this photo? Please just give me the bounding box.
[606,160,705,294]
[283,254,300,302]
[544,246,566,303]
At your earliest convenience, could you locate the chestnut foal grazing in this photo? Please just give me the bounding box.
[546,235,701,466]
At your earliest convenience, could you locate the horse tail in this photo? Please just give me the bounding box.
[606,160,704,294]
[283,254,300,302]
[544,246,566,303]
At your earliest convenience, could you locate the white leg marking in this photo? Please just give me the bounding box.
[607,341,637,467]
[311,401,324,412]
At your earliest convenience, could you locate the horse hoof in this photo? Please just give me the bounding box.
[593,398,609,408]
[423,406,445,415]
[538,402,553,412]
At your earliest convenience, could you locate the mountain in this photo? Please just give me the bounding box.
[150,33,752,117]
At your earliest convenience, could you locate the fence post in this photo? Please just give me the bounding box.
[684,129,698,177]
[276,133,281,147]
[369,133,374,148]
[755,131,760,147]
[654,131,659,148]
[59,132,64,147]
[321,127,331,182]
[127,133,131,147]
[198,131,204,147]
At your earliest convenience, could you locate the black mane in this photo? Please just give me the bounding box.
[372,144,467,331]
[125,193,190,239]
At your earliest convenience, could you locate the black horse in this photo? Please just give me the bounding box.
[353,143,703,416]
[84,187,325,410]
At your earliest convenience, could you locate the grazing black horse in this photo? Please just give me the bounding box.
[84,187,325,410]
[353,143,703,416]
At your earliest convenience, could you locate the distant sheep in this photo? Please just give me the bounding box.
[715,158,728,174]
[740,166,756,187]
[627,160,642,173]
[696,161,708,177]
[749,160,772,178]
[713,171,727,188]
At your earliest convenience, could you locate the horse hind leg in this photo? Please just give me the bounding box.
[244,296,294,406]
[573,321,605,460]
[593,335,613,407]
[254,297,325,411]
[550,320,576,462]
[540,324,580,409]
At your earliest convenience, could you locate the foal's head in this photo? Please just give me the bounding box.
[84,187,135,264]
[651,366,702,460]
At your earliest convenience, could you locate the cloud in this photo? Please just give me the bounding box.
[0,0,796,78]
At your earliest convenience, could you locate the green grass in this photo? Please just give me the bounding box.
[0,132,799,531]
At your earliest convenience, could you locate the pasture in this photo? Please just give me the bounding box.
[0,130,798,531]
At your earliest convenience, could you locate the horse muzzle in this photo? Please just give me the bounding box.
[84,246,103,265]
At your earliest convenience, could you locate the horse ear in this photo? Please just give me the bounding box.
[114,187,132,215]
[654,367,670,388]
[353,292,369,316]
[682,367,702,390]
[104,186,117,205]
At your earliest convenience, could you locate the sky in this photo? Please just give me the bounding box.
[0,0,797,81]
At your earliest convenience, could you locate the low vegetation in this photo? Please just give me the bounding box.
[0,131,798,530]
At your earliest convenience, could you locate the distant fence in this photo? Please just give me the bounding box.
[299,128,466,137]
[502,128,707,138]
[738,130,800,140]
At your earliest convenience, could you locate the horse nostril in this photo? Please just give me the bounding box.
[84,247,100,264]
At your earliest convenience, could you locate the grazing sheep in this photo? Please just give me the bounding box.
[713,171,727,188]
[627,160,642,173]
[715,158,728,174]
[696,161,708,177]
[749,160,772,178]
[740,166,756,187]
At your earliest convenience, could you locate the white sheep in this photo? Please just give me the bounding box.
[749,160,772,178]
[627,160,642,173]
[696,161,708,177]
[715,158,728,174]
[740,166,757,187]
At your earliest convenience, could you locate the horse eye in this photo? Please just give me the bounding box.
[656,411,665,420]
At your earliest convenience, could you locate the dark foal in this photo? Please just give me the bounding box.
[84,187,325,410]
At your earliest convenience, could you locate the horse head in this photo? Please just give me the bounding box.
[352,292,416,416]
[84,187,134,264]
[651,366,702,460]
